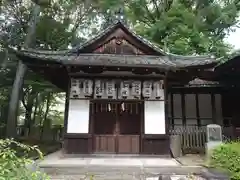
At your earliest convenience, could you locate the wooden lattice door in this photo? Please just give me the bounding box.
[92,101,142,154]
[93,102,118,153]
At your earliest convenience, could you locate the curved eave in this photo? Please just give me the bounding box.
[15,52,68,91]
[215,55,240,72]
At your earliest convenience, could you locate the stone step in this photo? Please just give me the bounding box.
[41,166,204,175]
[40,166,229,180]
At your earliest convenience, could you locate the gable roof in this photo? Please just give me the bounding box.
[69,21,167,55]
[10,21,218,71]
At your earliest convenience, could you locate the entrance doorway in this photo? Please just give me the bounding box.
[92,101,142,154]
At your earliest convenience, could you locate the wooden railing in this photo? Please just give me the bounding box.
[169,126,237,154]
[169,126,207,153]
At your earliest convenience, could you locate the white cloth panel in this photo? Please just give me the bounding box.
[185,94,197,125]
[215,94,223,125]
[144,101,165,134]
[67,100,90,133]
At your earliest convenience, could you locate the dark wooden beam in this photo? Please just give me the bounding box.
[164,73,169,133]
[69,72,165,79]
[211,93,217,124]
[181,93,186,126]
[170,93,174,128]
[195,93,201,127]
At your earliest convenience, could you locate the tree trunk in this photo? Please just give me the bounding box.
[40,92,51,140]
[32,93,39,125]
[24,90,37,136]
[6,61,27,138]
[6,5,41,138]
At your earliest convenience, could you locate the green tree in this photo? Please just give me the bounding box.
[95,0,240,57]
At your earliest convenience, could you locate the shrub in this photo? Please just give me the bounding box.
[0,138,49,180]
[209,142,240,180]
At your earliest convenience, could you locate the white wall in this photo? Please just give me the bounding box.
[144,101,165,134]
[67,99,90,133]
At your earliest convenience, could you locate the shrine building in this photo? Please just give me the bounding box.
[13,21,235,156]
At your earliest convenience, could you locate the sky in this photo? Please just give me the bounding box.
[226,27,240,50]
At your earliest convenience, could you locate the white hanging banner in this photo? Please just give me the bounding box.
[153,80,164,100]
[70,79,81,98]
[83,79,93,97]
[142,81,152,98]
[131,81,141,99]
[106,80,116,98]
[120,81,130,98]
[67,99,90,133]
[94,80,103,98]
[144,101,165,134]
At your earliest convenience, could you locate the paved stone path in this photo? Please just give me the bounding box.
[49,174,206,180]
[43,166,207,180]
[37,151,228,180]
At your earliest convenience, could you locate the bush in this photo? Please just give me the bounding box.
[209,142,240,180]
[0,138,49,180]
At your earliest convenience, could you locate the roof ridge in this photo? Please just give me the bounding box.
[168,53,215,59]
[69,21,120,53]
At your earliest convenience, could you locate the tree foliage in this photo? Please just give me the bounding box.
[96,0,240,57]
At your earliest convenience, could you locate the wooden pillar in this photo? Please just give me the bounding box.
[164,73,169,133]
[63,78,70,153]
[140,101,144,154]
[63,78,70,134]
[195,93,201,127]
[170,93,174,128]
[211,93,217,124]
[181,93,186,126]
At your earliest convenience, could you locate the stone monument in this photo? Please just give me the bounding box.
[206,124,223,160]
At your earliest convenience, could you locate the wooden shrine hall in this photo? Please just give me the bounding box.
[13,21,236,156]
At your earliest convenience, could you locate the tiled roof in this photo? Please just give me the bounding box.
[14,49,217,70]
[11,21,218,70]
[188,78,219,86]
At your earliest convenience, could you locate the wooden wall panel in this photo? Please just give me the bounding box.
[167,94,171,118]
[173,94,182,126]
[198,94,212,125]
[185,94,197,125]
[94,135,115,153]
[215,94,223,125]
[169,91,224,127]
[141,135,170,156]
[118,135,140,154]
[64,137,89,154]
